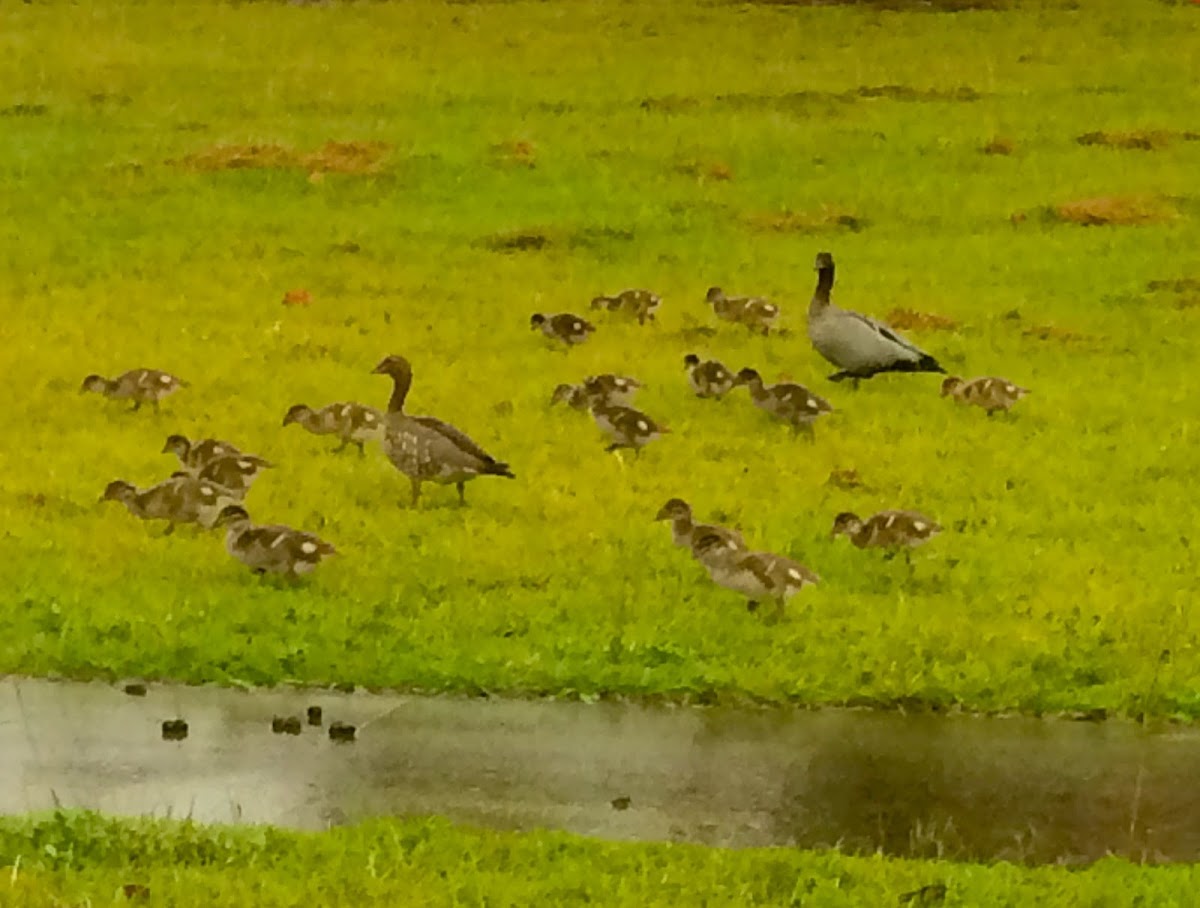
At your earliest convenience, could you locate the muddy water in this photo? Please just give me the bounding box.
[2,677,1198,863]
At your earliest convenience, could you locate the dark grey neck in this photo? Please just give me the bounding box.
[813,266,834,304]
[387,375,411,414]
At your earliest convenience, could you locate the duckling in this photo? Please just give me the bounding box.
[590,289,661,325]
[832,509,942,557]
[735,368,834,438]
[530,313,595,347]
[213,504,337,578]
[692,531,820,614]
[80,369,187,412]
[282,401,384,454]
[101,475,235,534]
[941,376,1030,415]
[654,498,745,556]
[162,435,243,474]
[590,400,669,455]
[705,287,781,335]
[373,355,515,507]
[683,354,737,399]
[195,454,273,500]
[807,252,945,383]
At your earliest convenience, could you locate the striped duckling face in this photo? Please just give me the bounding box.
[832,510,941,550]
[941,376,1030,414]
[282,404,315,427]
[531,313,594,345]
[100,480,137,504]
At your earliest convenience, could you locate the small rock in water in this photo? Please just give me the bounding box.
[307,705,323,726]
[161,719,188,741]
[610,796,632,811]
[123,682,148,697]
[328,721,356,742]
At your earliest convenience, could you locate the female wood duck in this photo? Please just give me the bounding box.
[373,355,515,507]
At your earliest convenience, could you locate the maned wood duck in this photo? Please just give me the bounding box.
[941,376,1030,415]
[80,369,187,411]
[735,367,834,438]
[195,454,273,500]
[372,355,515,507]
[705,287,781,335]
[683,354,736,399]
[530,313,595,347]
[282,401,384,454]
[101,475,235,534]
[590,289,661,325]
[589,400,669,455]
[832,510,942,558]
[213,504,337,578]
[654,498,746,556]
[162,435,242,473]
[807,252,945,383]
[692,530,819,614]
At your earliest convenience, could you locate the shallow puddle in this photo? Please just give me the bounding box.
[2,678,1198,863]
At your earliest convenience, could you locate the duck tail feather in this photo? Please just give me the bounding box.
[486,461,516,479]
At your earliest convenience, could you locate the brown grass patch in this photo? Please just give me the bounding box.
[744,206,867,234]
[980,136,1016,155]
[1022,324,1090,344]
[826,469,864,491]
[1147,278,1200,293]
[1041,195,1180,227]
[884,308,960,331]
[1077,130,1200,151]
[674,159,734,182]
[171,140,390,175]
[476,225,634,253]
[491,139,537,168]
[1146,278,1200,310]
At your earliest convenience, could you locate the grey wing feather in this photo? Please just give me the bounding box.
[846,311,928,359]
[412,416,500,465]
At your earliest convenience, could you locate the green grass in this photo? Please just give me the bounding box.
[2,811,1198,906]
[2,0,1200,715]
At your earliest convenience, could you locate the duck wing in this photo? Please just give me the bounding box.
[412,416,512,474]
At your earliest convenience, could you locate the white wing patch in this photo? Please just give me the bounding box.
[160,374,172,383]
[301,541,317,554]
[636,420,648,431]
[913,521,927,533]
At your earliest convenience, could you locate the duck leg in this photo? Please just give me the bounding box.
[455,481,467,506]
[355,441,366,456]
[333,438,350,453]
[408,477,422,508]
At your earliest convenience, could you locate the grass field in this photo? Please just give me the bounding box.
[3,812,1199,907]
[2,0,1200,716]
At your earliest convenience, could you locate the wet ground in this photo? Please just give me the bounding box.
[2,677,1198,863]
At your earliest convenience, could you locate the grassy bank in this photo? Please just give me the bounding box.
[1,812,1195,906]
[1,0,1199,715]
